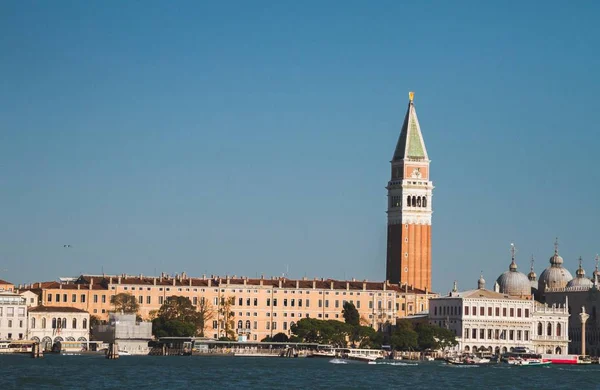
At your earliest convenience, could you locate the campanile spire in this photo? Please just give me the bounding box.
[386,92,433,290]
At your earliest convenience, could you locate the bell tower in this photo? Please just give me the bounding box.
[386,92,433,290]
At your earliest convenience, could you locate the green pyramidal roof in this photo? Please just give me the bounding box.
[392,100,428,161]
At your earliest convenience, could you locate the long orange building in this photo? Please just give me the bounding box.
[19,273,434,341]
[386,92,433,291]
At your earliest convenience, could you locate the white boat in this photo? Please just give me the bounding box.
[342,348,387,363]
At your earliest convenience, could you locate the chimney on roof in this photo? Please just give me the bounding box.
[172,278,176,286]
[77,284,80,290]
[189,278,192,287]
[208,279,212,287]
[109,277,113,284]
[363,281,367,291]
[302,276,307,281]
[260,274,264,279]
[330,281,334,290]
[140,274,143,279]
[226,277,230,286]
[260,279,263,286]
[243,279,247,286]
[296,280,299,289]
[202,274,206,280]
[383,282,386,291]
[118,276,122,284]
[346,282,349,291]
[90,278,94,285]
[312,280,316,289]
[278,279,282,288]
[59,284,62,290]
[159,275,163,283]
[352,278,356,282]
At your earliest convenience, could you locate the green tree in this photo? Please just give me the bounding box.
[271,332,289,343]
[435,327,458,351]
[110,293,140,314]
[390,320,418,351]
[342,302,360,327]
[152,318,196,338]
[151,296,214,338]
[415,323,438,350]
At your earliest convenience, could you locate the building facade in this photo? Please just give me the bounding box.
[20,274,435,342]
[0,279,15,292]
[429,277,568,355]
[386,92,433,291]
[0,291,27,340]
[27,306,90,351]
[94,313,152,355]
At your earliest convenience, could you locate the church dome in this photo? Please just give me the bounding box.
[496,247,531,297]
[477,274,486,290]
[567,257,593,289]
[538,240,573,292]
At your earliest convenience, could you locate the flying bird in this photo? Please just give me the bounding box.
[63,245,72,248]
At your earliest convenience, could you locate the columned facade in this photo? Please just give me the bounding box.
[386,93,433,291]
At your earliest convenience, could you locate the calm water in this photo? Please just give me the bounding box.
[1,355,599,389]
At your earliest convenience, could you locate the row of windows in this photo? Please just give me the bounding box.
[465,328,531,341]
[0,319,24,328]
[435,305,530,318]
[537,322,562,337]
[30,317,88,330]
[0,307,26,317]
[390,195,429,209]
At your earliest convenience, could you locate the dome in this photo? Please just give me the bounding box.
[477,274,486,290]
[567,257,593,289]
[496,250,531,297]
[538,241,573,292]
[567,276,593,289]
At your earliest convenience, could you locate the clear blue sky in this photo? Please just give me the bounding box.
[1,1,599,292]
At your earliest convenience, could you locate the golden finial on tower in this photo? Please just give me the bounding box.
[409,91,414,102]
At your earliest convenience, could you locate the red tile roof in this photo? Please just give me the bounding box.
[28,305,88,313]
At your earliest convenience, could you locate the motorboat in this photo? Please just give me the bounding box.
[446,355,492,366]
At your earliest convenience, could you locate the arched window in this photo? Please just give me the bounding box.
[407,196,411,206]
[42,318,46,329]
[423,197,427,208]
[555,347,562,354]
[31,317,36,329]
[52,318,57,329]
[537,322,542,336]
[62,318,67,329]
[412,196,416,207]
[547,323,552,336]
[417,197,422,207]
[82,319,87,329]
[72,318,77,329]
[245,320,251,329]
[237,320,243,329]
[557,323,561,337]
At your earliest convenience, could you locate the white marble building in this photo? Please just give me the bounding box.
[27,306,90,351]
[429,276,569,355]
[0,291,28,340]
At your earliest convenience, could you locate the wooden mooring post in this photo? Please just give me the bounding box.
[31,342,43,359]
[106,343,120,359]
